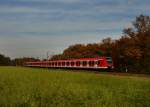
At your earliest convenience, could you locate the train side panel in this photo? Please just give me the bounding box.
[25,57,114,70]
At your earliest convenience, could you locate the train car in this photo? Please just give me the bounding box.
[25,57,114,70]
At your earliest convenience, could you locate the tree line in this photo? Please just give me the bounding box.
[0,55,39,66]
[0,15,150,72]
[0,54,11,66]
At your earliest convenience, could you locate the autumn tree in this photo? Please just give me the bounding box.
[123,15,150,72]
[99,37,113,56]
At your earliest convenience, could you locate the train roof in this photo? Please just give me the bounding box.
[26,57,107,64]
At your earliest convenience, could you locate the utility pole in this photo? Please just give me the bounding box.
[47,51,49,60]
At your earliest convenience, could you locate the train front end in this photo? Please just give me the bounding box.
[105,57,114,70]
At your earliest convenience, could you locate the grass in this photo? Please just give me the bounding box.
[0,67,150,107]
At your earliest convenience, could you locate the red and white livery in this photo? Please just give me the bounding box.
[25,57,113,70]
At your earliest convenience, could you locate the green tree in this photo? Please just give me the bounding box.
[0,54,11,66]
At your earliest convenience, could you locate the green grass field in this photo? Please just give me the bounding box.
[0,67,149,107]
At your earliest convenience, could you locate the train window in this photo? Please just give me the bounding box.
[107,60,112,64]
[76,61,80,66]
[62,62,65,66]
[49,62,51,66]
[83,61,87,66]
[66,62,70,66]
[71,62,75,66]
[52,62,54,66]
[97,60,101,65]
[58,62,61,66]
[89,61,94,66]
[106,57,111,60]
[106,57,112,64]
[95,61,98,65]
[55,62,57,66]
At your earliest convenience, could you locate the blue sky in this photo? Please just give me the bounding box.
[0,0,150,59]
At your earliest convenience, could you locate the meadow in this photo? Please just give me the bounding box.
[0,67,149,107]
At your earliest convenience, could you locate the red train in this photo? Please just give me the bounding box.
[25,57,114,70]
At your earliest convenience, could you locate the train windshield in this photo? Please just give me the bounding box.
[106,57,113,64]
